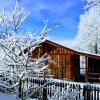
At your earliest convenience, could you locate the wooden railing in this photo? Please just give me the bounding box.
[88,73,100,82]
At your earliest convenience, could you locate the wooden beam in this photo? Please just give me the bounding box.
[85,57,88,82]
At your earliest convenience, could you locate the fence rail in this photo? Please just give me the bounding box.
[26,78,100,100]
[0,77,100,100]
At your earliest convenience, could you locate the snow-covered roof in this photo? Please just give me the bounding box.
[45,39,100,59]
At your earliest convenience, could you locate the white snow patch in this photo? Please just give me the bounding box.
[0,93,16,100]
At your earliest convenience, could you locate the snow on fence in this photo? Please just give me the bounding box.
[0,77,100,100]
[25,78,100,100]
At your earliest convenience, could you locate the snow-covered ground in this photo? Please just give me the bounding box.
[0,93,37,100]
[0,93,16,100]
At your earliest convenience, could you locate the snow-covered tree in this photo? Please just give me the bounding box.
[0,1,58,100]
[74,0,100,54]
[84,0,100,9]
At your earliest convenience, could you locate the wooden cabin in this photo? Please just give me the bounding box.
[32,40,100,83]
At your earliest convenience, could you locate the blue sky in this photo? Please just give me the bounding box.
[0,0,86,41]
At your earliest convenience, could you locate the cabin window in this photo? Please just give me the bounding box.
[80,56,85,75]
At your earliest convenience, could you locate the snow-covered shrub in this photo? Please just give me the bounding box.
[0,1,58,100]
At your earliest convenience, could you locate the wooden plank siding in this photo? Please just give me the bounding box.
[32,41,78,80]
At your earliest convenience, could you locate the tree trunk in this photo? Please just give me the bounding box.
[43,80,47,100]
[94,42,98,54]
[18,79,24,100]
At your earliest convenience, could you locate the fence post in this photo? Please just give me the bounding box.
[43,80,47,100]
[83,85,86,100]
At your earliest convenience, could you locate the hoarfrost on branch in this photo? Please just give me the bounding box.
[0,1,58,99]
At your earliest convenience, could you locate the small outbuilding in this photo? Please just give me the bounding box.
[32,39,100,83]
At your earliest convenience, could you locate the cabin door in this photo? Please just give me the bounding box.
[74,55,80,81]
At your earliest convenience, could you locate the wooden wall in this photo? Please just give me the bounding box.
[32,42,80,81]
